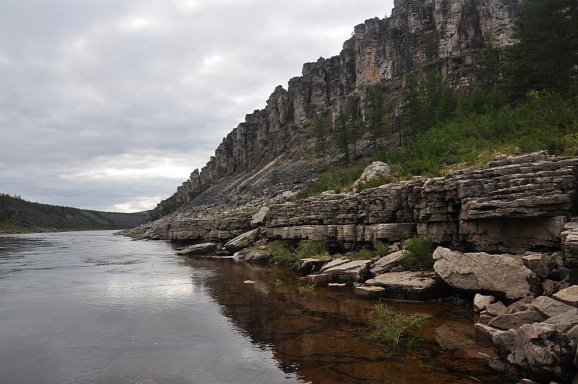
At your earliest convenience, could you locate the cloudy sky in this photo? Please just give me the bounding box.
[0,0,394,213]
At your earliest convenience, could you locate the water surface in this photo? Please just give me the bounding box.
[0,231,511,383]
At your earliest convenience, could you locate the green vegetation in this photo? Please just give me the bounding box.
[369,304,427,348]
[0,193,146,233]
[295,240,328,259]
[402,235,434,271]
[297,284,317,297]
[269,239,328,264]
[296,165,365,199]
[269,240,295,263]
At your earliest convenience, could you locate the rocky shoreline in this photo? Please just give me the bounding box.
[123,152,578,383]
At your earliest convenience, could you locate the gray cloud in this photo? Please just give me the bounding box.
[0,0,394,212]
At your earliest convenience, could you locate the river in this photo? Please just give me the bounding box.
[0,230,512,384]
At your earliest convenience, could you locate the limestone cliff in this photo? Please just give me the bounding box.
[150,0,521,221]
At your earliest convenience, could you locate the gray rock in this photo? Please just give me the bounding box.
[486,302,509,317]
[522,254,549,278]
[369,250,405,276]
[473,294,496,312]
[474,323,504,341]
[224,228,261,252]
[488,309,547,331]
[543,308,578,332]
[293,257,327,276]
[355,285,385,299]
[433,247,539,300]
[353,161,391,190]
[323,260,371,283]
[176,242,217,256]
[531,296,576,318]
[554,285,578,307]
[364,271,448,300]
[493,323,576,383]
[250,206,269,226]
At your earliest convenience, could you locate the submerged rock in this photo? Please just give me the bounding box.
[363,271,448,300]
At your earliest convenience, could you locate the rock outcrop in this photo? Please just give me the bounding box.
[148,0,522,222]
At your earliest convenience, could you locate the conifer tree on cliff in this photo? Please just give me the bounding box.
[504,0,578,99]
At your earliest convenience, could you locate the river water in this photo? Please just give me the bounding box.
[0,231,512,384]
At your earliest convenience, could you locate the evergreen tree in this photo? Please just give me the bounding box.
[365,85,390,151]
[436,83,458,122]
[504,0,578,99]
[347,96,362,159]
[335,108,350,163]
[313,115,327,161]
[402,73,428,136]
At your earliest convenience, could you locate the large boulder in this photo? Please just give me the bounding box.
[433,247,540,300]
[493,323,576,383]
[353,161,391,189]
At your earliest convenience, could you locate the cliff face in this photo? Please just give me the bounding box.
[150,0,521,220]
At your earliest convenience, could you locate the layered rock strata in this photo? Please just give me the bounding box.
[149,0,521,221]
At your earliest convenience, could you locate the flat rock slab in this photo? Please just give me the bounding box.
[532,296,576,318]
[488,309,547,331]
[176,242,217,256]
[370,250,405,275]
[355,286,385,298]
[543,308,578,332]
[224,228,260,252]
[323,260,371,283]
[320,258,351,272]
[554,285,578,307]
[364,271,448,300]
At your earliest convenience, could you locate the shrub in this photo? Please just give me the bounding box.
[268,240,295,264]
[295,240,328,259]
[297,284,316,297]
[369,304,427,348]
[296,165,365,199]
[402,235,434,271]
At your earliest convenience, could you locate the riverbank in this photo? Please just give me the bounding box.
[124,152,578,383]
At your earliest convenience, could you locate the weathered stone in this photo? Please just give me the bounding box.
[543,308,578,332]
[224,228,261,252]
[554,285,578,307]
[300,273,330,285]
[355,285,385,299]
[369,250,405,276]
[474,323,504,341]
[488,309,547,331]
[238,247,271,264]
[323,260,371,283]
[364,271,448,300]
[486,302,509,317]
[473,294,496,312]
[250,207,269,226]
[175,242,217,256]
[478,313,494,324]
[508,296,535,314]
[433,247,539,300]
[320,257,351,272]
[531,296,576,318]
[293,257,327,276]
[493,323,576,383]
[328,283,348,289]
[522,254,549,278]
[353,161,391,190]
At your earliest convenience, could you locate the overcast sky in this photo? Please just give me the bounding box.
[0,0,394,213]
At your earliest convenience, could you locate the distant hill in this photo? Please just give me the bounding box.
[0,194,148,233]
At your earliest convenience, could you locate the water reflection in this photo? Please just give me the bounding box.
[182,257,513,384]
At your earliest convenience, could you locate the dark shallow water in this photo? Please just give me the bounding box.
[0,231,512,384]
